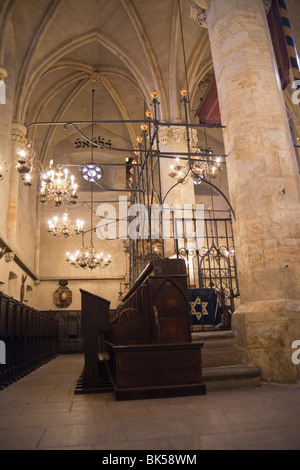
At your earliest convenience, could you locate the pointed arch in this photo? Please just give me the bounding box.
[168,0,181,122]
[100,75,138,147]
[0,0,18,65]
[14,0,63,121]
[120,0,168,121]
[16,30,154,123]
[187,32,211,103]
[37,73,138,163]
[30,71,88,137]
[190,59,214,106]
[39,78,90,164]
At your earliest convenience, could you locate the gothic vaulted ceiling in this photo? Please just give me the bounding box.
[1,0,215,172]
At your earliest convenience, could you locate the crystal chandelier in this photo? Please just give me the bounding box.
[39,159,78,207]
[47,212,84,238]
[66,245,111,270]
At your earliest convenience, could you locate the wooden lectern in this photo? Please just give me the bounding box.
[75,258,206,400]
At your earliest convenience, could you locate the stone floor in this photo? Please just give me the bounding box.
[0,354,299,451]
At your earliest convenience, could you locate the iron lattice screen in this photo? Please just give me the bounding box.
[129,208,239,331]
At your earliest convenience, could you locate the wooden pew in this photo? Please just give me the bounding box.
[103,257,206,400]
[0,291,58,389]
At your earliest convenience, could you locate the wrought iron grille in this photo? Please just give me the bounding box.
[128,206,239,331]
[176,210,239,331]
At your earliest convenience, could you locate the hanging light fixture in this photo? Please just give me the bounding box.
[47,212,84,238]
[16,138,35,172]
[39,160,78,207]
[191,152,222,184]
[66,247,111,270]
[66,89,111,270]
[14,137,37,187]
[168,145,222,185]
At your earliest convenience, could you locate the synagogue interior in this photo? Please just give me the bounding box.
[0,0,300,451]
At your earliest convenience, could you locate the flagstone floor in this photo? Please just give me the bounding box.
[0,354,299,450]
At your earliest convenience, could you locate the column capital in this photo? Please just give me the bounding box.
[192,0,272,28]
[190,2,208,28]
[11,123,27,143]
[158,126,198,147]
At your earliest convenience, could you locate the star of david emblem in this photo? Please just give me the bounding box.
[190,296,209,321]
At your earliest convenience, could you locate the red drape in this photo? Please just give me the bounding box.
[195,78,221,126]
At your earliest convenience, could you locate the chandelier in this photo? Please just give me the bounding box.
[168,149,222,186]
[47,212,84,238]
[66,245,111,270]
[191,150,222,185]
[39,159,78,207]
[65,89,112,271]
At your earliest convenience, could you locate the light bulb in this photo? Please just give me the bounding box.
[17,149,26,158]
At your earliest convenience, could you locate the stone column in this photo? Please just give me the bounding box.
[206,0,300,382]
[0,67,10,237]
[6,123,27,245]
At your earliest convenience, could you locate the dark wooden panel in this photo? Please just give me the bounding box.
[6,299,16,337]
[0,295,8,336]
[80,289,110,391]
[77,257,206,400]
[104,342,205,400]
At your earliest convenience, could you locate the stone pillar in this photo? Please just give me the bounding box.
[206,0,300,382]
[0,67,11,238]
[6,123,27,245]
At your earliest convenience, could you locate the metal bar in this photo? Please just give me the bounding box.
[25,119,225,129]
